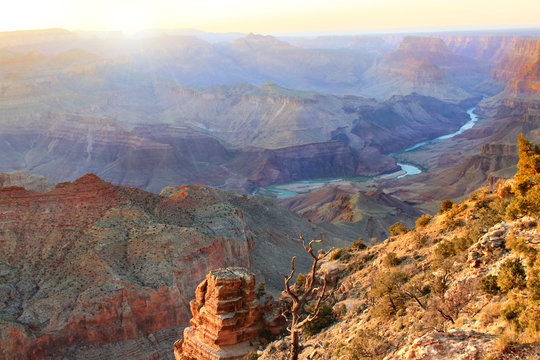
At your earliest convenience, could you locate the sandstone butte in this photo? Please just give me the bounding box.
[174,267,284,360]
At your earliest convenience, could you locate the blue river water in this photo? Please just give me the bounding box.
[254,107,478,198]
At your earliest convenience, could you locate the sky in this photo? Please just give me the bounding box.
[1,0,540,35]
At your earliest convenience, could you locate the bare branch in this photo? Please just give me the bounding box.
[284,235,333,360]
[284,256,299,305]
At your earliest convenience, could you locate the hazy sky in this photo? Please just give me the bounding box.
[2,0,540,34]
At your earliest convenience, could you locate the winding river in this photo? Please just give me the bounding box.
[254,107,478,198]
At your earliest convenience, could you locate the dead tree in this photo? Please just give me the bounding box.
[283,234,333,360]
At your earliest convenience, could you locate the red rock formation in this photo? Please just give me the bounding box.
[0,174,325,359]
[175,267,284,360]
[492,38,540,96]
[437,34,518,63]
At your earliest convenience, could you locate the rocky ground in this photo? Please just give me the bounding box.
[255,180,539,360]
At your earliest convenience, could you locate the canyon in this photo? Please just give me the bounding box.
[0,174,346,359]
[0,27,540,360]
[381,37,540,210]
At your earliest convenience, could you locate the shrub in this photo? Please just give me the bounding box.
[478,302,501,326]
[441,199,453,212]
[434,240,456,259]
[330,248,343,260]
[370,270,408,317]
[303,301,334,336]
[243,351,259,360]
[506,231,538,267]
[492,330,517,354]
[500,300,524,322]
[506,135,540,219]
[346,328,390,360]
[415,214,432,228]
[497,258,526,293]
[296,273,307,286]
[256,282,266,299]
[481,275,500,297]
[383,252,401,267]
[350,238,367,251]
[527,268,540,301]
[388,222,408,236]
[519,301,540,336]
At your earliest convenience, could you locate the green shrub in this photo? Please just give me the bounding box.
[500,300,524,322]
[506,135,540,219]
[527,268,540,300]
[383,252,401,267]
[453,237,473,252]
[256,282,266,299]
[370,270,408,317]
[415,214,432,228]
[330,248,343,260]
[388,222,408,236]
[350,239,367,251]
[303,301,334,336]
[296,273,307,286]
[497,258,526,293]
[434,240,456,259]
[441,199,453,212]
[481,275,500,297]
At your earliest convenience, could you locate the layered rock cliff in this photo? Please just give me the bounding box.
[360,36,481,102]
[0,174,341,359]
[492,38,540,96]
[174,267,284,360]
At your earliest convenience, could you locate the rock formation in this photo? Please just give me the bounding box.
[0,171,53,192]
[492,38,540,96]
[0,175,334,359]
[278,184,422,241]
[359,36,481,102]
[174,267,284,360]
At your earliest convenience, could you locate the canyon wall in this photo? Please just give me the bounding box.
[0,175,337,359]
[492,38,540,96]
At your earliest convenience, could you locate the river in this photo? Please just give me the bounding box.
[253,107,478,198]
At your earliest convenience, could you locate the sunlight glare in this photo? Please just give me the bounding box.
[109,1,148,35]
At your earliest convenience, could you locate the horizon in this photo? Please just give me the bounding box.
[2,25,540,40]
[1,0,539,36]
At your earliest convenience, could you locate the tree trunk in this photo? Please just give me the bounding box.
[289,328,299,360]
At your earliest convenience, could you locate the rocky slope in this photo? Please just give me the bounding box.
[278,183,422,241]
[256,179,540,360]
[437,34,520,63]
[0,174,345,359]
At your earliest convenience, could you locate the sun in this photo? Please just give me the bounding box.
[110,1,149,35]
